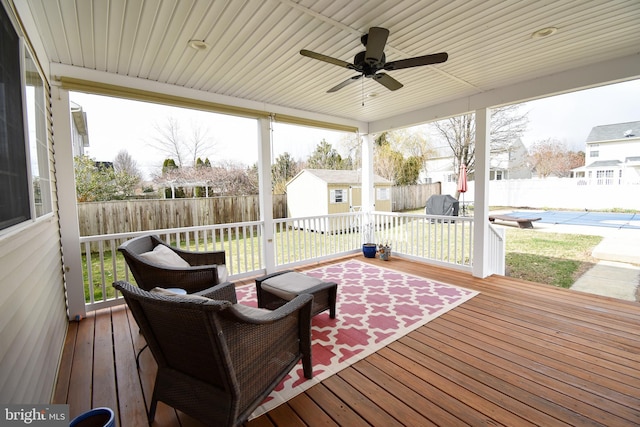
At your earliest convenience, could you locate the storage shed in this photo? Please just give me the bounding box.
[286,169,392,232]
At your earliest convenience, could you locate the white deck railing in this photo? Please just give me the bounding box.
[369,212,474,269]
[488,224,506,275]
[79,212,492,311]
[79,221,264,311]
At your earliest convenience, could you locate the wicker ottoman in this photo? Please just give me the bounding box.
[256,270,337,318]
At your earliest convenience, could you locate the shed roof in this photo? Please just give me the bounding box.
[290,169,392,186]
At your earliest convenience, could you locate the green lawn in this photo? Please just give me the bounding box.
[402,208,602,288]
[83,217,603,302]
[83,228,363,302]
[504,228,601,288]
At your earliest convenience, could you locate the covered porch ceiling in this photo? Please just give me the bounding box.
[16,0,640,133]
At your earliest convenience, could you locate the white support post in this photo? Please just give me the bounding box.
[361,134,375,243]
[257,117,275,273]
[472,107,491,278]
[51,86,86,320]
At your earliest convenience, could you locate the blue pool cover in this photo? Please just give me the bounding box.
[508,211,640,230]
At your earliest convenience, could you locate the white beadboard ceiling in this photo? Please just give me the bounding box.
[19,0,640,129]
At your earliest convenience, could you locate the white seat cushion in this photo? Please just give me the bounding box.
[262,272,325,300]
[217,265,228,282]
[140,245,190,268]
[151,287,210,301]
[152,287,269,315]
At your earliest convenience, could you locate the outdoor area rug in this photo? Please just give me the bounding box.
[235,259,479,419]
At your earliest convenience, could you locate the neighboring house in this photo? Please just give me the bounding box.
[421,144,456,185]
[287,169,392,232]
[489,138,532,181]
[423,138,531,184]
[70,101,89,157]
[572,121,640,185]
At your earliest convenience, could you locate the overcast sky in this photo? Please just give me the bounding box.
[519,79,640,150]
[72,92,346,179]
[71,78,639,179]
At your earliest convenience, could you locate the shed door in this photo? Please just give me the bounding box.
[349,186,362,210]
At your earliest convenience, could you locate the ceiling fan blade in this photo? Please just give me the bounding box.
[300,49,355,69]
[327,75,362,93]
[365,27,389,64]
[384,52,448,70]
[373,73,403,91]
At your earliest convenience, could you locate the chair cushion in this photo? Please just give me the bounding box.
[232,304,271,317]
[261,272,325,300]
[151,287,269,315]
[140,244,190,268]
[217,265,228,282]
[151,287,211,301]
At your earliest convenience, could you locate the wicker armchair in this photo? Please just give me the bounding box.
[113,280,313,426]
[118,234,226,293]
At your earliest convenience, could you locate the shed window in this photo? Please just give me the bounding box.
[330,189,347,203]
[376,187,390,200]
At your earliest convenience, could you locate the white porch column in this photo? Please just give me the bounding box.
[257,117,275,273]
[473,108,491,278]
[360,133,375,242]
[51,86,85,320]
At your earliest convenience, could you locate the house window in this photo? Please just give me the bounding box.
[0,5,51,232]
[596,169,614,185]
[330,189,347,203]
[590,150,599,158]
[25,48,52,217]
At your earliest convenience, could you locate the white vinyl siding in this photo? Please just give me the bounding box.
[0,3,67,405]
[0,219,67,403]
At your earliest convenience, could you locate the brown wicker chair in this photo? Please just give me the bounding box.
[113,280,313,426]
[118,234,226,293]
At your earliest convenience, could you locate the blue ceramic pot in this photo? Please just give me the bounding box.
[70,407,115,427]
[362,243,377,258]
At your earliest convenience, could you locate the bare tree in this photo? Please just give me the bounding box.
[113,150,141,178]
[149,116,216,168]
[187,122,216,167]
[336,133,361,170]
[430,105,529,179]
[113,150,142,197]
[151,117,185,167]
[529,138,585,178]
[153,160,258,197]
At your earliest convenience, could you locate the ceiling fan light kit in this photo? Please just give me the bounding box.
[300,27,448,93]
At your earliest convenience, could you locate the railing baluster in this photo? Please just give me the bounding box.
[85,241,94,304]
[98,240,107,302]
[80,213,484,311]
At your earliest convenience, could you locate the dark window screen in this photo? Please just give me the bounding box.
[0,5,31,230]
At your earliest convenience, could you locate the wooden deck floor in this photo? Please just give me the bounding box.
[53,256,640,426]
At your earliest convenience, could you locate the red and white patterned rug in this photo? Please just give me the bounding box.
[235,259,479,419]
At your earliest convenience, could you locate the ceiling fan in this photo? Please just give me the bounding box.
[300,27,448,93]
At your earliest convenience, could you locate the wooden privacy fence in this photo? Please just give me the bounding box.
[77,184,442,236]
[391,183,441,211]
[77,195,287,237]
